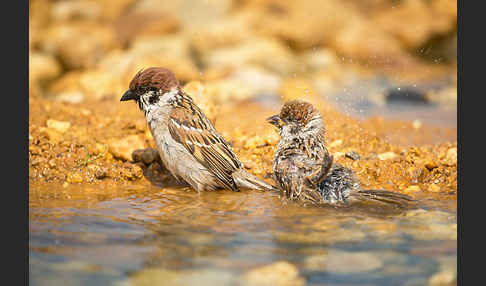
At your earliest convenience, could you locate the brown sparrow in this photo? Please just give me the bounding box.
[268,100,414,206]
[120,67,276,192]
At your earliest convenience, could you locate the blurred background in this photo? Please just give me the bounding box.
[29,2,458,285]
[29,0,457,129]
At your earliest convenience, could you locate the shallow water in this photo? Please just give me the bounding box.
[29,182,456,286]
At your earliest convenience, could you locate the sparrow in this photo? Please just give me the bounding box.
[120,67,276,192]
[267,100,414,207]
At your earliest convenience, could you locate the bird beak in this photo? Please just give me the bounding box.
[120,90,137,101]
[266,114,282,128]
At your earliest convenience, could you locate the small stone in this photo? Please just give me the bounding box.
[305,250,383,274]
[46,119,71,133]
[263,132,280,145]
[244,136,266,150]
[378,152,397,160]
[81,109,92,116]
[424,161,438,170]
[428,184,441,193]
[242,261,305,286]
[54,91,85,104]
[444,147,457,166]
[39,127,63,143]
[48,159,57,168]
[405,185,421,192]
[412,119,422,129]
[345,151,360,161]
[30,157,45,166]
[329,139,343,148]
[243,160,256,169]
[122,164,143,180]
[406,166,423,181]
[88,165,107,179]
[109,135,146,161]
[117,268,236,286]
[428,269,456,286]
[29,52,62,85]
[67,172,83,183]
[96,143,107,154]
[333,152,345,159]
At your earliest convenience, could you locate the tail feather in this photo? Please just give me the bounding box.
[350,189,416,207]
[233,169,277,191]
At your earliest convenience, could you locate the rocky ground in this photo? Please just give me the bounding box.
[29,79,457,202]
[29,0,457,201]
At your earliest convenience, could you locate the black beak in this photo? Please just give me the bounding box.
[120,90,137,101]
[266,114,282,127]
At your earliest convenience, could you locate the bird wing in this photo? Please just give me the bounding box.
[167,101,242,191]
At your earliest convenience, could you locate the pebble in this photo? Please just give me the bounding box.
[88,165,107,179]
[428,183,441,193]
[54,91,85,104]
[121,164,143,180]
[46,119,71,133]
[405,185,421,192]
[345,151,360,160]
[444,147,457,166]
[242,261,305,286]
[378,152,397,160]
[424,161,438,170]
[30,157,45,166]
[115,268,236,286]
[40,127,63,143]
[67,172,83,183]
[305,250,383,273]
[406,166,423,181]
[412,119,422,129]
[428,270,456,286]
[329,139,343,148]
[108,135,146,161]
[333,152,345,158]
[428,256,457,286]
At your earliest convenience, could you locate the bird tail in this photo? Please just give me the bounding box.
[233,169,278,191]
[349,189,416,207]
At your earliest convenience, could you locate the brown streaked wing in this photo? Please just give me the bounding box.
[168,106,241,191]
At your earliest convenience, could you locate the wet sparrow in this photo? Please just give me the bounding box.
[268,100,413,206]
[121,67,276,192]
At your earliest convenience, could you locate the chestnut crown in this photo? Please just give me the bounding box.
[120,67,180,102]
[267,100,318,128]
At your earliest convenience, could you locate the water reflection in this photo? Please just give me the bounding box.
[29,183,456,285]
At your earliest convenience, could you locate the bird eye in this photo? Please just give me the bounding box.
[148,94,158,104]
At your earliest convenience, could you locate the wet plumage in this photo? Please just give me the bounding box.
[268,100,414,207]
